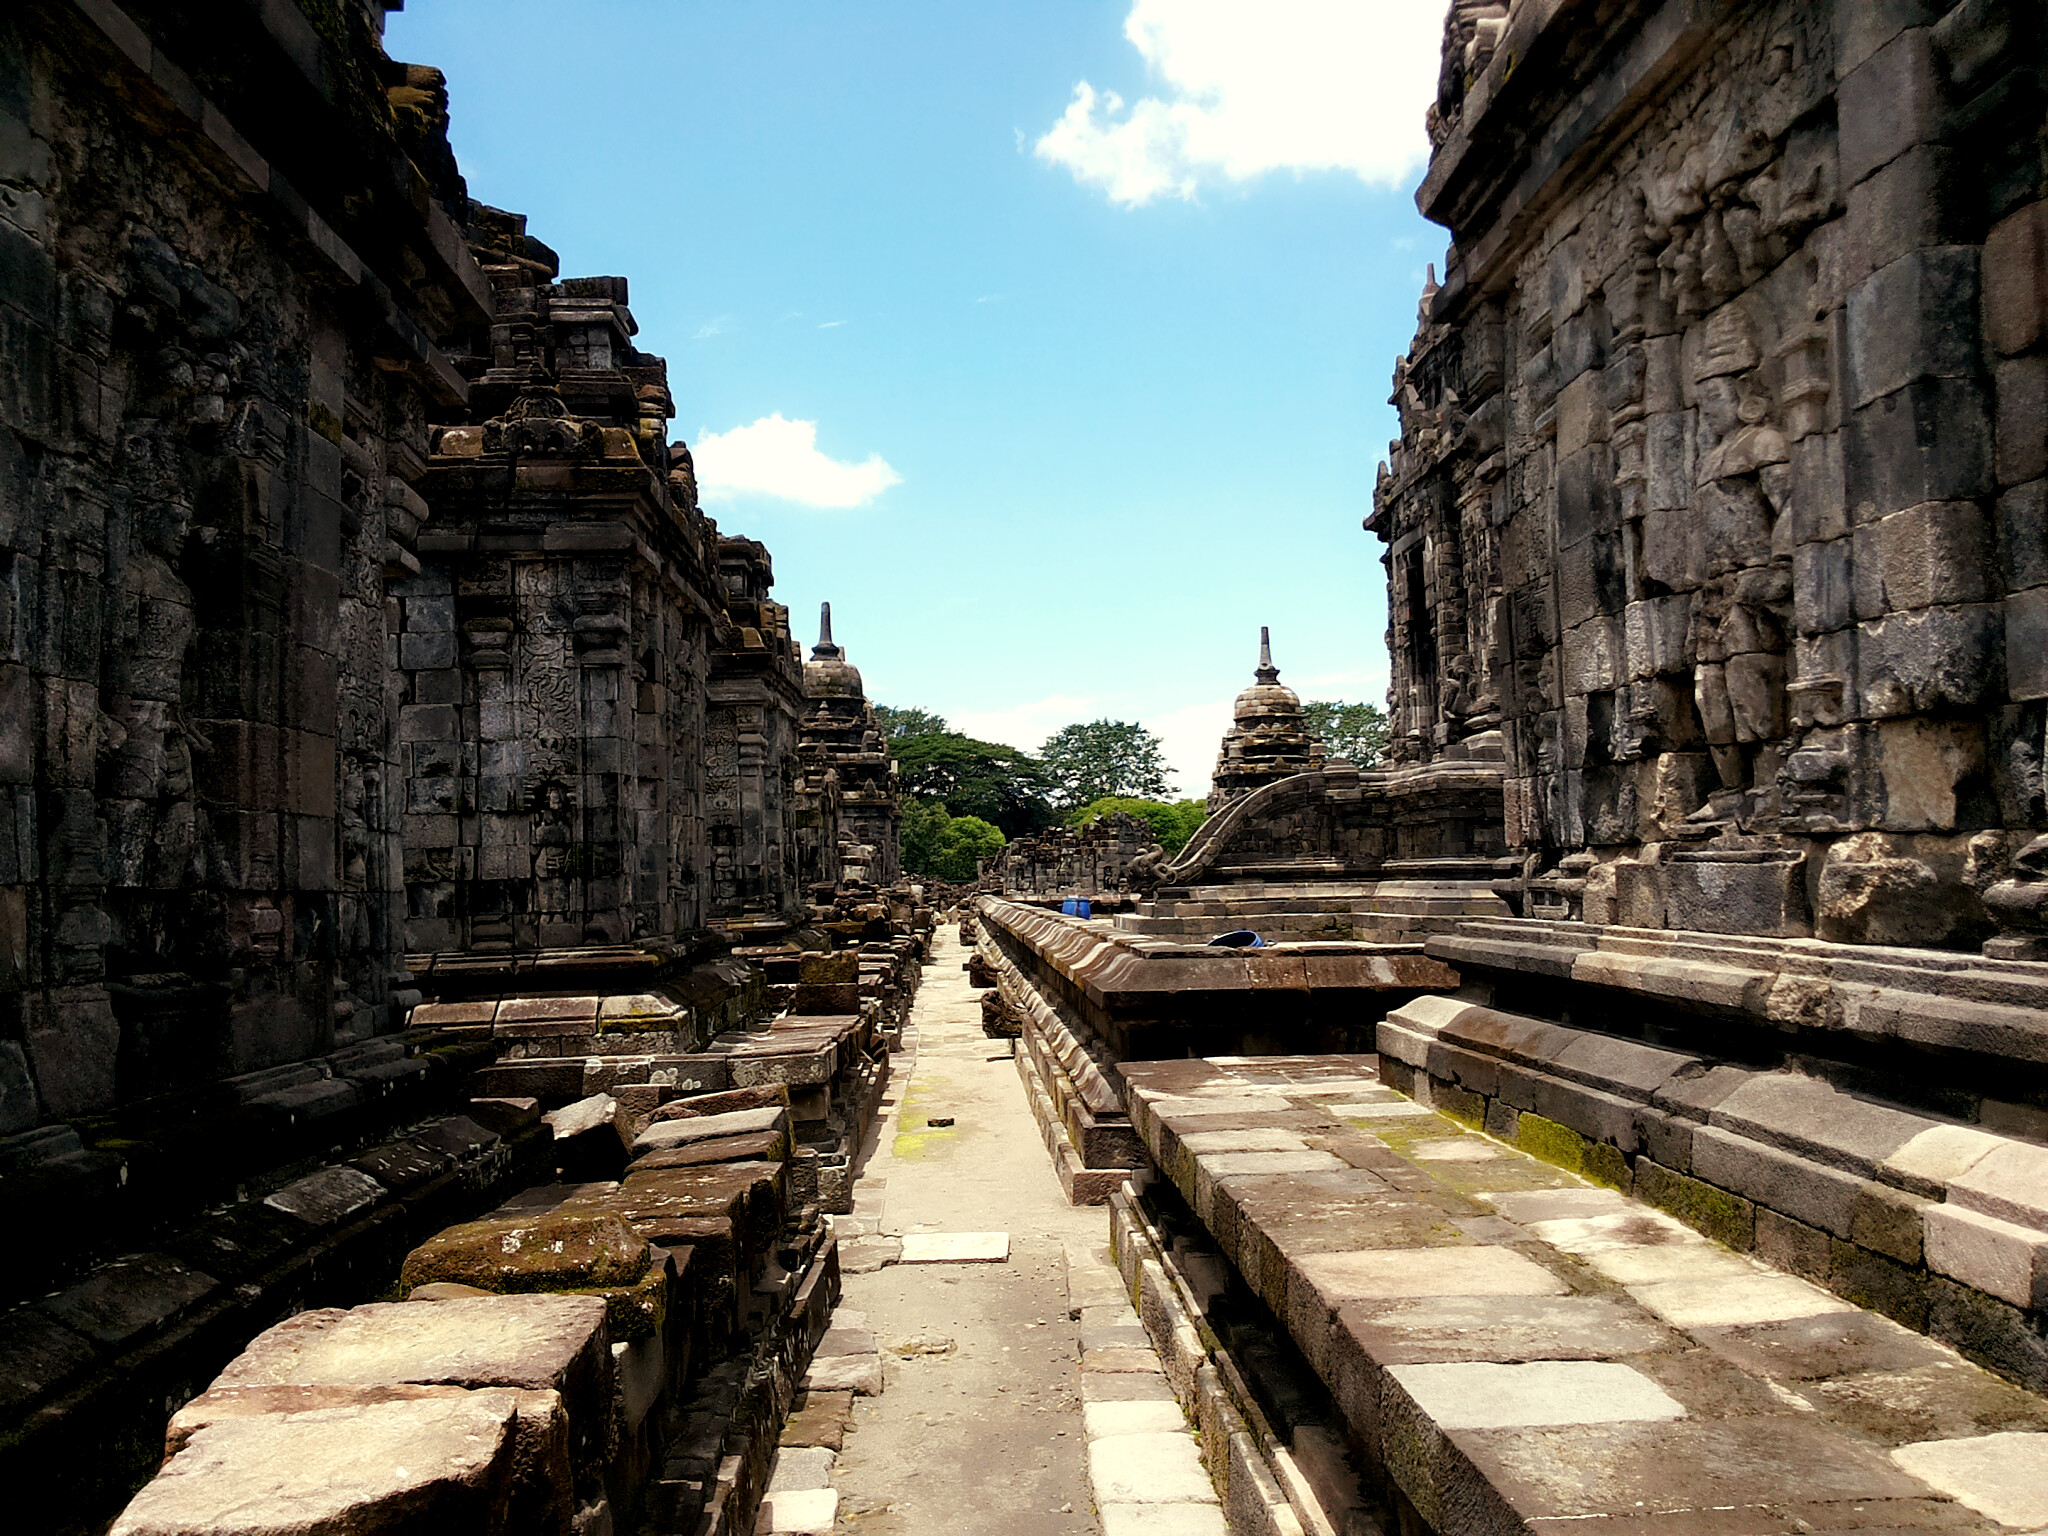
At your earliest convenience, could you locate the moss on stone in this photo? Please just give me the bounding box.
[1583,1141,1632,1193]
[1634,1159,1754,1251]
[399,1211,651,1295]
[573,1263,668,1343]
[1432,1081,1486,1130]
[1515,1113,1587,1175]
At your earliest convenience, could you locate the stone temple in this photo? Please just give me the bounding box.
[7,2,2048,1535]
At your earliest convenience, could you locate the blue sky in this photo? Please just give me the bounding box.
[386,1,1448,794]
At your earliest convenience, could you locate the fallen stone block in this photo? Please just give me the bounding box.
[645,1084,791,1124]
[112,1391,530,1536]
[38,1252,218,1350]
[263,1166,386,1227]
[631,1105,789,1158]
[401,1211,652,1296]
[801,1354,881,1395]
[779,1391,853,1451]
[544,1094,631,1182]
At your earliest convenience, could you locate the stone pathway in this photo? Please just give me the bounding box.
[753,927,1208,1535]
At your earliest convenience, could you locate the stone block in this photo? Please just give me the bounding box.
[1859,500,1993,611]
[109,1392,527,1536]
[2005,587,2048,701]
[543,1093,630,1181]
[1623,595,1691,679]
[1924,1205,2048,1309]
[1561,617,1619,695]
[1846,248,1980,408]
[630,1105,788,1159]
[1845,378,1992,523]
[1855,604,2002,717]
[212,1296,613,1440]
[1841,144,1970,288]
[1849,1182,1927,1265]
[1087,1432,1217,1506]
[1707,1074,1924,1177]
[1947,1139,2048,1228]
[40,1252,217,1350]
[1556,444,1618,546]
[264,1167,385,1228]
[400,1212,650,1296]
[1996,353,2048,489]
[1880,1124,2004,1198]
[1691,1127,1863,1238]
[1663,853,1809,937]
[1997,479,2048,596]
[1984,197,2048,357]
[1632,1158,1755,1250]
[1838,27,1945,188]
[1794,539,1854,636]
[1891,1431,2048,1531]
[1385,1360,1683,1430]
[1755,1208,1832,1281]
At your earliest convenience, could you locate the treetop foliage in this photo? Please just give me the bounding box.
[900,799,1005,883]
[873,703,949,740]
[890,731,1055,838]
[1302,699,1389,768]
[1038,719,1170,808]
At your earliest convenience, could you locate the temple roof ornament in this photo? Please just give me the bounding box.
[1209,627,1324,813]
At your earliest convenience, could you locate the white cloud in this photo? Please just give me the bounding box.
[949,694,1104,757]
[695,315,735,339]
[817,319,847,330]
[1035,0,1444,207]
[692,414,903,509]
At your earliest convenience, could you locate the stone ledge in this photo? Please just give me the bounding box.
[1124,1052,2048,1535]
[1379,994,2048,1385]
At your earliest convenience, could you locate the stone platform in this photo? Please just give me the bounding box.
[1120,1052,2048,1536]
[976,895,1459,1204]
[1114,877,1508,945]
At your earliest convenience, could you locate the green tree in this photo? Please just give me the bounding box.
[899,799,1006,883]
[1039,720,1170,808]
[933,814,1005,882]
[873,703,950,740]
[900,798,950,876]
[1067,796,1209,856]
[1302,700,1389,768]
[892,732,1055,838]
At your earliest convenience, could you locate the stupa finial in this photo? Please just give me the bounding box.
[813,602,843,660]
[1255,625,1279,685]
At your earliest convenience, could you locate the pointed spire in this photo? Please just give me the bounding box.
[812,601,842,660]
[1254,625,1279,685]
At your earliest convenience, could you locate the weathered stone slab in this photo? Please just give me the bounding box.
[1387,1360,1685,1429]
[110,1392,523,1536]
[1295,1246,1566,1302]
[1086,1431,1217,1505]
[399,1212,650,1295]
[1343,1294,1672,1364]
[39,1252,217,1350]
[1890,1431,2048,1529]
[896,1231,1009,1263]
[213,1296,610,1399]
[263,1167,385,1227]
[629,1105,788,1158]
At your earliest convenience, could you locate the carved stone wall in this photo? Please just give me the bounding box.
[1375,0,2047,947]
[0,0,484,1129]
[997,812,1155,898]
[0,0,872,1143]
[708,536,806,922]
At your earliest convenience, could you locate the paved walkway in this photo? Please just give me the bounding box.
[755,927,1215,1536]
